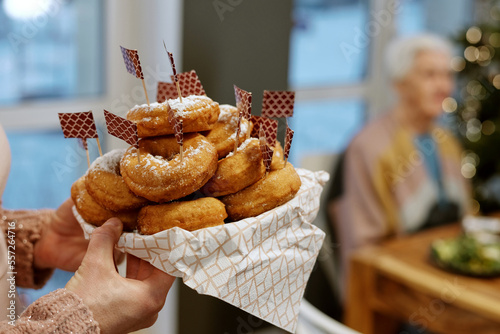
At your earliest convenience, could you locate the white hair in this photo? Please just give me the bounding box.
[385,34,453,81]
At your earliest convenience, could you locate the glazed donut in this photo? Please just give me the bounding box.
[120,133,218,203]
[204,104,251,159]
[137,197,227,234]
[201,138,265,197]
[85,149,149,211]
[127,95,220,138]
[221,162,301,221]
[126,102,170,138]
[71,176,139,231]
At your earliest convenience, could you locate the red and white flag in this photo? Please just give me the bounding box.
[104,110,139,148]
[234,85,252,120]
[250,115,278,147]
[259,128,274,172]
[167,108,184,147]
[284,125,294,162]
[58,111,98,140]
[157,81,179,102]
[261,90,295,119]
[120,46,144,79]
[171,70,205,97]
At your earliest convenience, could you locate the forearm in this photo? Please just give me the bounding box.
[0,288,100,333]
[0,208,54,289]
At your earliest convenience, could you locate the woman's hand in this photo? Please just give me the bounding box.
[34,198,89,271]
[66,218,176,333]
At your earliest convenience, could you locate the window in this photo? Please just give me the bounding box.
[288,0,474,167]
[0,0,104,105]
[0,0,104,306]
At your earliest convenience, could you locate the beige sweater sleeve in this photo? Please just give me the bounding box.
[0,288,100,333]
[0,209,54,289]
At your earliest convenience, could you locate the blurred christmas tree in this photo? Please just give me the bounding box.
[454,1,500,214]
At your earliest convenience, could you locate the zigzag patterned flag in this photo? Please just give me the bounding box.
[120,46,144,79]
[259,127,274,172]
[167,107,184,147]
[234,85,252,120]
[284,125,294,161]
[157,81,179,102]
[250,115,278,147]
[171,70,205,97]
[104,110,139,148]
[58,111,98,139]
[261,90,295,119]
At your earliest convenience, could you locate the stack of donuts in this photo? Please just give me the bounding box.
[71,94,302,234]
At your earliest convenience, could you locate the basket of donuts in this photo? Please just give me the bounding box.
[61,52,328,333]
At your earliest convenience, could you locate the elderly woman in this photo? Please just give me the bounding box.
[334,34,471,292]
[0,124,175,333]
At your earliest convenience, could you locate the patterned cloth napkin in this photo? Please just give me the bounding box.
[74,168,329,333]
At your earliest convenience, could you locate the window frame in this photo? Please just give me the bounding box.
[0,0,183,144]
[292,0,397,118]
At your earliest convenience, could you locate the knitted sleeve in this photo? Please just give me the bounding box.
[0,209,54,289]
[0,288,100,333]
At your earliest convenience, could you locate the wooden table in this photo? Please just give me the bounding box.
[345,224,500,334]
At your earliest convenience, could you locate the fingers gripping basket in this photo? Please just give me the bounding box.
[74,168,329,333]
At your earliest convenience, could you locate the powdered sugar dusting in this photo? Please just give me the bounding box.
[129,102,164,113]
[218,105,236,122]
[87,149,126,174]
[168,95,213,117]
[226,137,255,158]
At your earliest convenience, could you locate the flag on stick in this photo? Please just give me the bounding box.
[58,111,100,168]
[157,81,179,102]
[167,104,184,161]
[104,110,141,162]
[171,70,206,97]
[233,85,253,154]
[163,41,183,103]
[250,115,278,147]
[261,90,295,119]
[120,46,150,106]
[284,125,294,165]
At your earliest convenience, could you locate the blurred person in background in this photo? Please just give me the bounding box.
[0,123,175,333]
[331,34,471,297]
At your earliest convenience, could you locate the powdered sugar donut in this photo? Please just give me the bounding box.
[201,138,265,197]
[120,133,218,203]
[137,197,227,234]
[71,176,139,231]
[204,104,251,159]
[85,149,149,211]
[127,95,220,138]
[221,162,301,221]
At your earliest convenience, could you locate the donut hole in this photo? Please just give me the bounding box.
[139,136,181,162]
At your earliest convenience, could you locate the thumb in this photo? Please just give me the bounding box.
[84,218,123,270]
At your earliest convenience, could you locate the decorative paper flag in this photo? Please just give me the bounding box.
[233,85,253,153]
[250,115,278,147]
[234,85,252,120]
[58,111,98,140]
[157,81,179,102]
[167,107,184,160]
[259,128,274,173]
[120,46,150,106]
[171,70,206,97]
[284,125,294,163]
[162,41,183,101]
[261,90,295,119]
[167,52,178,81]
[78,138,88,150]
[103,110,139,148]
[120,46,144,79]
[58,111,101,166]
